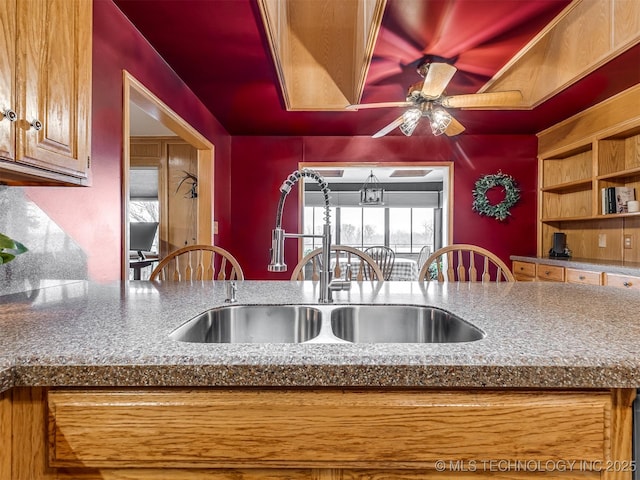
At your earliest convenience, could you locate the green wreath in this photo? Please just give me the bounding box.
[472,172,520,221]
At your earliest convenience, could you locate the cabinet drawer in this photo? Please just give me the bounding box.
[566,268,602,285]
[48,389,612,469]
[605,273,640,291]
[536,264,565,282]
[512,261,535,279]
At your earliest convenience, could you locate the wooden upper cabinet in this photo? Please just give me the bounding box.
[0,0,16,163]
[0,0,91,186]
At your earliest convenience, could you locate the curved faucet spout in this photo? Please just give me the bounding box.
[268,169,335,303]
[274,169,331,231]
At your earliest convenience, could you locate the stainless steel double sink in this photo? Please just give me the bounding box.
[169,304,485,344]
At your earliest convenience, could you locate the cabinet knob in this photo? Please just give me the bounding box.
[2,109,17,122]
[29,119,43,131]
[544,271,551,275]
[579,275,585,280]
[623,281,632,288]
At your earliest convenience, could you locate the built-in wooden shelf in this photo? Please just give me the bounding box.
[537,85,640,263]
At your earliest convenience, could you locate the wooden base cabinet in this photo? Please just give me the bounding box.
[1,387,635,479]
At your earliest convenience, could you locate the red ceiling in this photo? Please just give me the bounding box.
[113,0,639,137]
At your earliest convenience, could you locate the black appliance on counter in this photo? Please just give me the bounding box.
[549,232,571,258]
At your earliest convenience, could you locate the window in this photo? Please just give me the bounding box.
[390,207,434,253]
[129,167,160,253]
[303,206,336,254]
[305,206,434,254]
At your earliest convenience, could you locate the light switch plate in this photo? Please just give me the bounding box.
[598,234,606,248]
[624,234,632,249]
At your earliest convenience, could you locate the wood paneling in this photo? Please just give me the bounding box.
[538,86,640,157]
[257,0,385,110]
[166,141,198,253]
[613,0,640,49]
[49,389,612,468]
[0,390,11,480]
[12,388,56,480]
[483,0,640,109]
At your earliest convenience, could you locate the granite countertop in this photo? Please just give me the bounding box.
[1,279,640,392]
[510,255,640,276]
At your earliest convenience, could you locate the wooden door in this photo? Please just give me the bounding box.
[0,0,15,161]
[16,0,91,179]
[166,141,198,255]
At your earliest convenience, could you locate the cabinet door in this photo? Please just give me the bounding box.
[16,0,91,179]
[0,0,15,161]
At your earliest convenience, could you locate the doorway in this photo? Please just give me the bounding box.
[299,162,453,270]
[122,71,215,280]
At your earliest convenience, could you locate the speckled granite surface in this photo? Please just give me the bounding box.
[1,279,640,392]
[510,255,640,276]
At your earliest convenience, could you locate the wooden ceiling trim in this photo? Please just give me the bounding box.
[257,0,386,111]
[481,0,640,109]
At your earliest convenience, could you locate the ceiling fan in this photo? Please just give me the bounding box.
[346,62,523,138]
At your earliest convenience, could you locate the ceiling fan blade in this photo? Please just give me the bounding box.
[444,116,466,136]
[372,115,406,138]
[346,101,413,111]
[441,90,523,109]
[420,63,457,99]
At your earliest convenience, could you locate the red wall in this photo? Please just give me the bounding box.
[23,0,232,282]
[231,135,538,280]
[16,0,538,283]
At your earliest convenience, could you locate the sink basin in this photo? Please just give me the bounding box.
[169,305,322,343]
[169,304,484,344]
[330,305,485,343]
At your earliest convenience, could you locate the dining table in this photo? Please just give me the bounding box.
[388,257,420,281]
[333,256,419,281]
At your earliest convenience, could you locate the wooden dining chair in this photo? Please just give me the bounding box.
[363,246,395,281]
[418,244,515,283]
[290,245,384,282]
[417,245,431,270]
[150,245,244,281]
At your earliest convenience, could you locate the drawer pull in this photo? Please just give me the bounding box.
[624,282,633,288]
[579,275,585,280]
[545,271,551,275]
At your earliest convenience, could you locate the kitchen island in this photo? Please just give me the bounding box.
[1,279,639,479]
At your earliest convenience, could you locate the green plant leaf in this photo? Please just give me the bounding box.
[0,252,15,264]
[12,241,28,254]
[0,233,16,250]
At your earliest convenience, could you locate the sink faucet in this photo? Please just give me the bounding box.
[268,168,348,303]
[224,280,238,303]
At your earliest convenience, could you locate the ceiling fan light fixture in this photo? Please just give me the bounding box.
[399,108,422,136]
[429,107,452,136]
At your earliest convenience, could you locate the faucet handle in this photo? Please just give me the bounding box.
[344,263,352,281]
[225,280,238,303]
